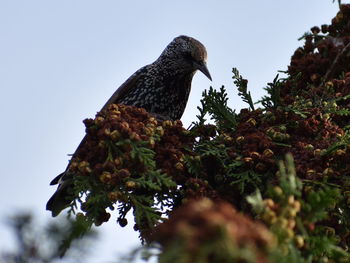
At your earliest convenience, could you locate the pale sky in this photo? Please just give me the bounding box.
[0,1,347,262]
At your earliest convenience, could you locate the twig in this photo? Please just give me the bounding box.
[333,0,342,8]
[324,41,350,81]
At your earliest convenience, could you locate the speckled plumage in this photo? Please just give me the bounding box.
[46,35,211,216]
[102,35,211,120]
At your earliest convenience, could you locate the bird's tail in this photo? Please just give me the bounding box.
[46,172,74,217]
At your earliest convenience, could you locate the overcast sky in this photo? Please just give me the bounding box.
[0,1,347,262]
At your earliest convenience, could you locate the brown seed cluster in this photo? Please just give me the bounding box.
[260,188,303,250]
[70,104,161,182]
[67,103,220,227]
[282,5,350,103]
[217,4,350,185]
[153,198,274,263]
[66,105,180,224]
[182,178,220,201]
[229,107,344,181]
[154,120,193,183]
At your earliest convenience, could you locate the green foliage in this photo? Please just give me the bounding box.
[228,169,263,194]
[277,154,302,197]
[196,86,237,131]
[57,213,94,257]
[190,109,271,197]
[232,67,255,110]
[1,213,96,263]
[302,185,340,223]
[257,74,283,108]
[248,154,349,262]
[69,133,177,238]
[321,131,350,156]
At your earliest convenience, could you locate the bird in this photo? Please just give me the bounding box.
[46,35,212,216]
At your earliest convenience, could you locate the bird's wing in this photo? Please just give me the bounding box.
[49,172,65,185]
[100,66,147,111]
[54,65,147,181]
[47,66,149,216]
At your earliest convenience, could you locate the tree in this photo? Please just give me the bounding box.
[46,3,350,262]
[1,213,96,263]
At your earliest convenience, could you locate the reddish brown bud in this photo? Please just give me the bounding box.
[263,149,274,158]
[118,169,131,178]
[125,181,137,189]
[100,171,112,183]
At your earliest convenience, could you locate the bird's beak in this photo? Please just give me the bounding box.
[196,61,212,81]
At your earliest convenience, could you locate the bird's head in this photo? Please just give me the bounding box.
[159,35,212,81]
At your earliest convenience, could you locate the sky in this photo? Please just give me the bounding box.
[0,1,348,262]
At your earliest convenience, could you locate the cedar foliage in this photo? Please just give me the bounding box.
[63,4,350,262]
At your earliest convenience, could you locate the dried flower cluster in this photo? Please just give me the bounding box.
[232,107,344,181]
[68,103,220,235]
[153,198,274,263]
[68,104,191,229]
[258,187,303,252]
[283,5,350,102]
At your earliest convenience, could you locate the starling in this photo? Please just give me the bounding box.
[46,35,212,216]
